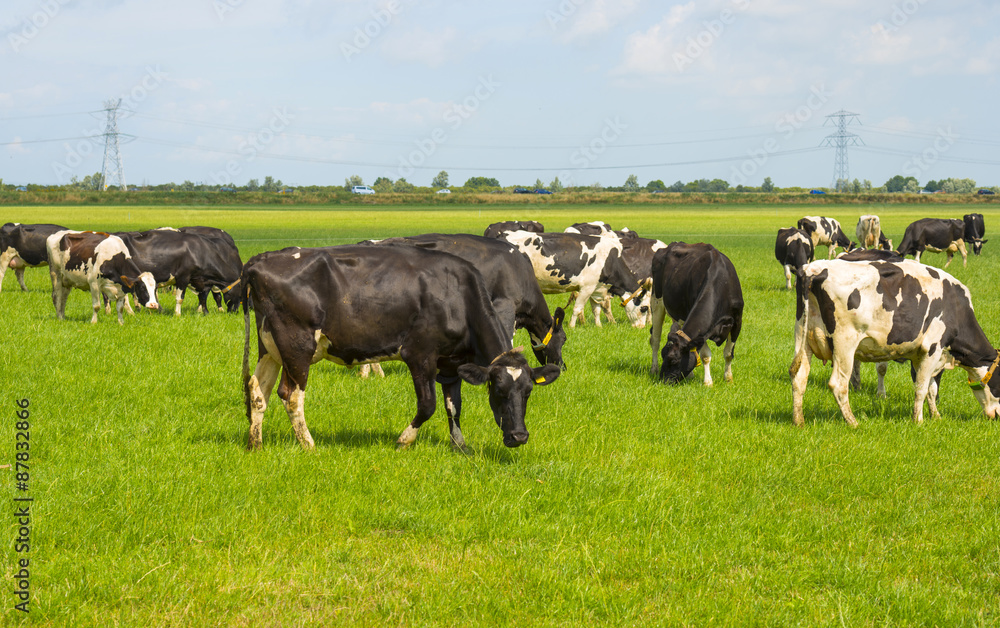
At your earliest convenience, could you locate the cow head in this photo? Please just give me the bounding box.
[969,353,1000,419]
[221,277,242,312]
[622,279,652,328]
[972,238,988,255]
[458,348,561,448]
[530,307,567,370]
[660,329,702,383]
[119,272,160,310]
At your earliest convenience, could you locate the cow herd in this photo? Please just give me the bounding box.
[776,212,1000,427]
[2,210,996,452]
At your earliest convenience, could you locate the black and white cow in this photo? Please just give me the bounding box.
[963,213,987,255]
[365,233,566,368]
[46,230,159,324]
[896,218,968,268]
[117,229,242,315]
[0,223,69,293]
[649,242,744,385]
[501,230,647,328]
[564,221,613,236]
[483,220,544,240]
[615,231,666,326]
[797,216,854,258]
[856,215,892,251]
[178,226,243,311]
[241,245,561,451]
[774,227,814,290]
[790,258,1000,427]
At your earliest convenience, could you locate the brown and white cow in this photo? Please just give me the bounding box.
[46,231,159,324]
[855,215,892,251]
[501,230,646,328]
[790,258,1000,427]
[896,218,968,268]
[649,242,744,386]
[797,216,854,259]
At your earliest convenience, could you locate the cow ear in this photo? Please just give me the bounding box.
[552,307,565,328]
[530,364,561,386]
[119,275,134,289]
[458,363,489,386]
[982,239,989,244]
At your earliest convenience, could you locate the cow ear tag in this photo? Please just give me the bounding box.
[969,378,985,391]
[535,375,547,384]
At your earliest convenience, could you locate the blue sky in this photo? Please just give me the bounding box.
[2,0,998,188]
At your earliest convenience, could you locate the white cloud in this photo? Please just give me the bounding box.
[553,0,645,43]
[379,26,468,68]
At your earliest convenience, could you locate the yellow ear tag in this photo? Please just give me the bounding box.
[692,349,702,367]
[535,376,546,384]
[542,330,552,346]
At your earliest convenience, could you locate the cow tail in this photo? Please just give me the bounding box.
[242,274,252,422]
[790,269,812,376]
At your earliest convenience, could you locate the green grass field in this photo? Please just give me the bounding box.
[2,204,999,626]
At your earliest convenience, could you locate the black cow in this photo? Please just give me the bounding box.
[177,226,243,312]
[791,258,1000,426]
[797,216,854,258]
[483,221,544,239]
[365,233,566,368]
[774,227,814,290]
[46,230,159,324]
[241,245,561,451]
[117,229,243,315]
[963,213,987,255]
[501,230,647,328]
[896,218,968,267]
[0,223,69,293]
[649,242,744,385]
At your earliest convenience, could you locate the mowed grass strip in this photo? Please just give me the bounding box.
[1,204,999,626]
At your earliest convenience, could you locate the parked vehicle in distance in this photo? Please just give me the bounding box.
[809,190,826,195]
[977,189,995,195]
[534,189,553,195]
[351,185,375,195]
[513,187,531,194]
[436,189,451,194]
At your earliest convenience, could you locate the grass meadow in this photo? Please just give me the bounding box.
[1,203,999,626]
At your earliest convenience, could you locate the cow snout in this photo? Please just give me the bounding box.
[503,430,529,448]
[146,302,160,310]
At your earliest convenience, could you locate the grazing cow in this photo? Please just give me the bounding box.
[483,220,544,239]
[791,258,1000,427]
[117,229,242,316]
[963,213,987,255]
[615,231,666,326]
[896,218,968,268]
[797,216,854,258]
[501,230,647,328]
[46,231,159,324]
[774,227,814,290]
[0,223,69,293]
[365,233,567,368]
[856,215,893,251]
[178,226,243,311]
[649,242,744,385]
[241,245,561,450]
[564,221,613,236]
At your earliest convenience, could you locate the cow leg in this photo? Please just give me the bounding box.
[440,377,469,452]
[722,336,736,383]
[850,361,861,391]
[174,287,185,316]
[569,288,596,329]
[52,280,69,320]
[790,345,812,427]
[15,267,27,291]
[700,346,713,387]
[944,251,953,268]
[649,297,667,376]
[397,356,438,449]
[876,362,888,398]
[958,240,968,267]
[358,363,385,378]
[247,356,280,450]
[277,372,315,449]
[89,286,103,324]
[211,288,224,312]
[910,357,940,424]
[914,250,922,264]
[0,248,15,294]
[828,348,860,428]
[784,264,793,290]
[600,296,615,325]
